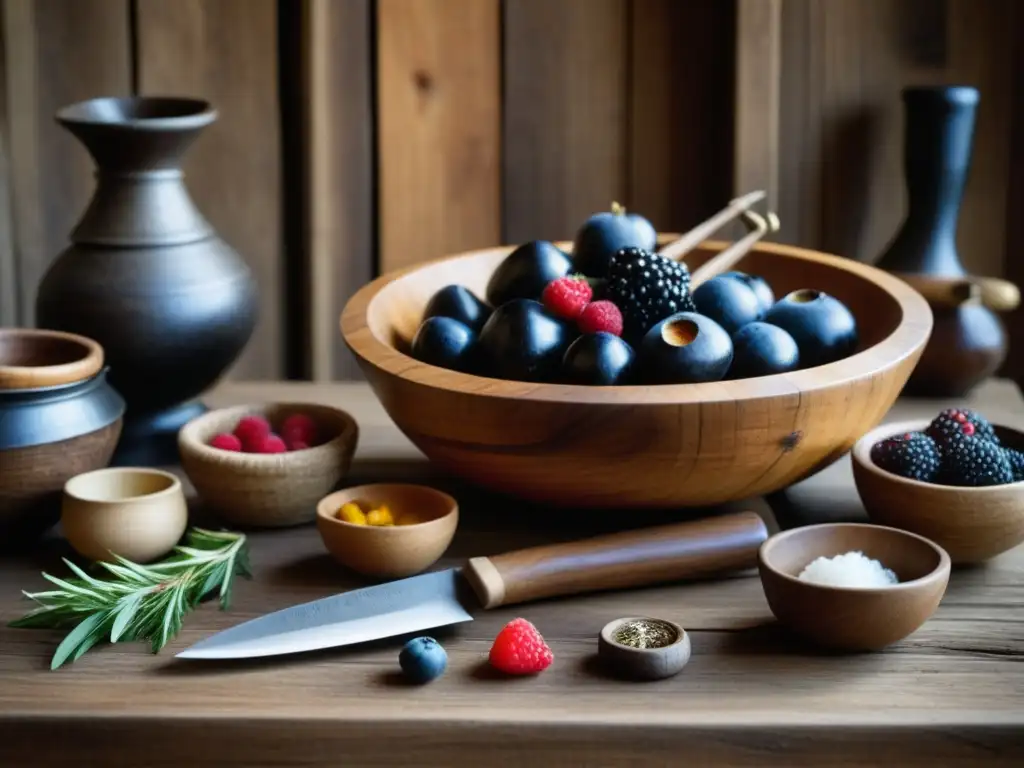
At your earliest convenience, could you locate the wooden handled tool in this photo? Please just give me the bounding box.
[891,272,1021,312]
[463,511,769,609]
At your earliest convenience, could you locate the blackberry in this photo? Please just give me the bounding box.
[925,408,999,449]
[870,432,941,482]
[605,247,695,341]
[1004,448,1024,482]
[939,435,1014,487]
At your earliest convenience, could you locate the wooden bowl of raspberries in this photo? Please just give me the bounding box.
[339,201,933,510]
[178,402,359,527]
[852,408,1024,564]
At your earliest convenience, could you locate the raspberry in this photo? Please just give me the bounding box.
[281,413,318,445]
[209,433,242,452]
[234,415,271,450]
[488,617,553,675]
[1004,448,1024,482]
[254,434,287,454]
[577,300,624,336]
[286,439,310,452]
[870,432,941,482]
[939,435,1014,487]
[541,275,593,320]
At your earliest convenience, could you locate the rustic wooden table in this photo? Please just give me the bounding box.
[1,380,1023,767]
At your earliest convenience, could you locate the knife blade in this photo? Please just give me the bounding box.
[176,510,768,660]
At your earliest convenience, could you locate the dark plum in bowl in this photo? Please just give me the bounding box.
[485,241,572,307]
[728,321,800,379]
[423,285,491,332]
[476,299,576,382]
[639,312,733,384]
[562,332,635,386]
[763,289,858,368]
[411,316,478,373]
[692,275,762,335]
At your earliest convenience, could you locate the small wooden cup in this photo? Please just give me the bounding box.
[178,402,359,528]
[852,420,1024,564]
[758,523,950,651]
[597,617,691,681]
[316,483,458,579]
[61,467,188,563]
[0,328,104,390]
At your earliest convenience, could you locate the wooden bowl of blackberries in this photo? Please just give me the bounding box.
[853,408,1024,564]
[341,201,933,509]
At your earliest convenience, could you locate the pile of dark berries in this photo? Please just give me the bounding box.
[871,408,1024,487]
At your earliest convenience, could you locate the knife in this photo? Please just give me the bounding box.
[176,510,769,660]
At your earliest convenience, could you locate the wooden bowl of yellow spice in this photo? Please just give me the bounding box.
[315,483,459,579]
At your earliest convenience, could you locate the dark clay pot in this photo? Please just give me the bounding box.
[35,96,259,465]
[0,369,125,546]
[875,86,1005,397]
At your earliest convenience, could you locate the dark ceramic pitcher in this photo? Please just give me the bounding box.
[875,85,1008,397]
[35,97,259,465]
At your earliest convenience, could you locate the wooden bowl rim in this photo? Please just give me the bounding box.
[0,328,104,390]
[853,419,1024,492]
[177,402,359,467]
[598,617,690,656]
[340,237,933,404]
[758,522,951,594]
[315,483,459,532]
[63,466,183,504]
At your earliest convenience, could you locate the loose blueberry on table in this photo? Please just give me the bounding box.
[399,636,448,683]
[871,407,1024,487]
[408,205,859,386]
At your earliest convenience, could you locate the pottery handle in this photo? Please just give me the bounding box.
[893,272,1021,312]
[462,511,769,609]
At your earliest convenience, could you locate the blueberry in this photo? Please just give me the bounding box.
[638,311,734,384]
[728,321,800,379]
[692,275,762,335]
[411,316,478,373]
[562,332,635,386]
[486,241,572,307]
[423,285,492,333]
[723,271,775,316]
[572,204,654,278]
[399,636,448,684]
[476,299,576,382]
[763,289,858,368]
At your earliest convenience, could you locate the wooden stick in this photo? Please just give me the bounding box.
[689,210,780,289]
[890,272,1021,312]
[658,190,766,263]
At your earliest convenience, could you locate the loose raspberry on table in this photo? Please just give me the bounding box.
[488,617,553,675]
[233,415,271,450]
[209,433,242,452]
[577,300,624,336]
[870,431,941,482]
[541,276,593,320]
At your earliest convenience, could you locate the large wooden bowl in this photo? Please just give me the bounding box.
[341,238,932,509]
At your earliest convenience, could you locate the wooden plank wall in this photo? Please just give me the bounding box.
[0,0,1020,383]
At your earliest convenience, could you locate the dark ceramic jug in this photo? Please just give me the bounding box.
[35,97,259,465]
[875,85,1006,397]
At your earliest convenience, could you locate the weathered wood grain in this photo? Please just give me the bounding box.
[376,0,501,272]
[135,0,283,380]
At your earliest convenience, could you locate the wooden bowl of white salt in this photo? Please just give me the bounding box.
[757,522,950,652]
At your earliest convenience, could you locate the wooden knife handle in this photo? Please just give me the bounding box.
[462,511,769,609]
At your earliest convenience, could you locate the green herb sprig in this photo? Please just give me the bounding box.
[9,527,251,669]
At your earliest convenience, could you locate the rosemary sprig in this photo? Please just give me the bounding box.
[9,527,251,669]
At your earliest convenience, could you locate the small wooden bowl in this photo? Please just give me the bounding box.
[597,617,692,681]
[852,420,1024,564]
[178,402,359,528]
[758,523,950,651]
[61,467,188,563]
[315,483,458,579]
[341,237,932,509]
[0,328,103,390]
